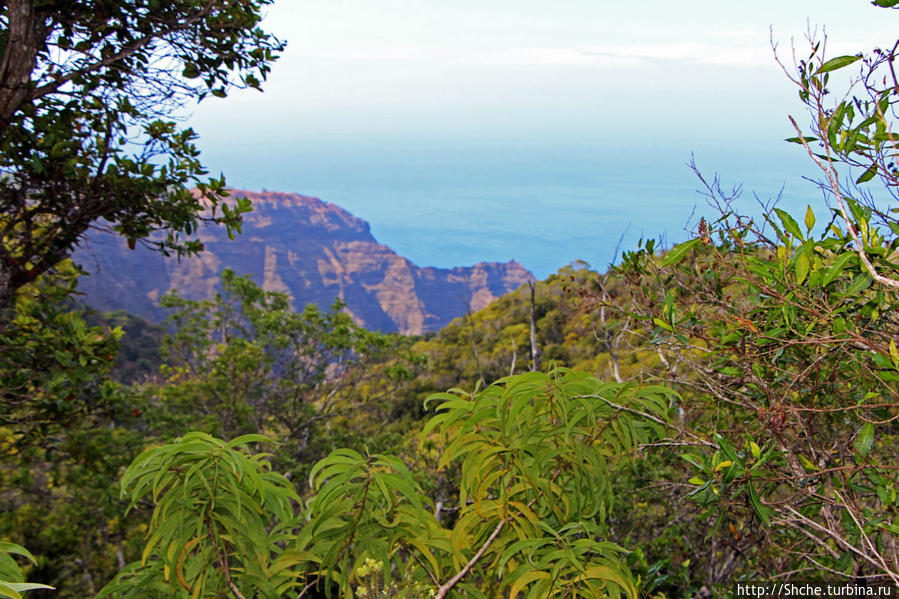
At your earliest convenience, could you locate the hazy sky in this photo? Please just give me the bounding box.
[183,1,895,274]
[191,0,893,143]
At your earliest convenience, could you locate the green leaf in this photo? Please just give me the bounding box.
[749,441,761,461]
[816,55,862,74]
[854,423,875,457]
[509,570,551,598]
[820,252,855,287]
[785,136,817,144]
[1,583,54,594]
[660,239,700,268]
[795,252,810,284]
[0,583,22,599]
[856,163,878,184]
[774,208,804,239]
[0,545,36,567]
[652,317,673,332]
[747,480,771,525]
[226,434,271,448]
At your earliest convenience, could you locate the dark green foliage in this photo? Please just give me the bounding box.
[104,369,673,598]
[0,261,124,451]
[142,268,415,480]
[86,311,164,384]
[0,0,284,314]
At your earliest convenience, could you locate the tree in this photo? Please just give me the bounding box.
[101,369,675,598]
[571,10,899,585]
[0,263,151,597]
[146,268,407,479]
[0,0,284,317]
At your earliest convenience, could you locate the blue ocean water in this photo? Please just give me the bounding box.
[267,150,818,279]
[208,135,825,279]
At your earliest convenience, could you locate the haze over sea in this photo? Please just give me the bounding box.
[195,132,818,280]
[185,0,889,279]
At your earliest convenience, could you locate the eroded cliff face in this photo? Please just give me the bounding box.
[74,190,533,334]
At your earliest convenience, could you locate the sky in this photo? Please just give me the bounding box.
[185,1,896,276]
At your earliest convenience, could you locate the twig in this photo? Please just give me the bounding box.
[434,520,505,599]
[788,116,899,291]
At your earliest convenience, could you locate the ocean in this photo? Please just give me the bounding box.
[204,134,827,279]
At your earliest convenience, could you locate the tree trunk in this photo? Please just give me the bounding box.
[0,0,40,135]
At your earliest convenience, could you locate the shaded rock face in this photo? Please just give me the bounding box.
[74,190,533,334]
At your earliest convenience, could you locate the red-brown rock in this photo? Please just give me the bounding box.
[74,190,533,334]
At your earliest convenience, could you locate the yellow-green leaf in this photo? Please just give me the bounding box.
[713,460,733,473]
[816,54,862,74]
[749,441,761,461]
[660,238,700,268]
[854,423,875,457]
[795,252,809,284]
[509,570,551,599]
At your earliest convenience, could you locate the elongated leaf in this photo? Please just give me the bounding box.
[820,252,855,287]
[774,208,803,239]
[660,239,700,268]
[804,205,815,232]
[795,252,810,284]
[816,54,862,74]
[0,545,35,567]
[747,480,771,525]
[854,423,875,457]
[856,163,878,184]
[226,434,271,448]
[786,136,817,144]
[509,570,551,599]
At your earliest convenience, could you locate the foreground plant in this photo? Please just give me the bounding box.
[103,369,674,597]
[0,542,53,598]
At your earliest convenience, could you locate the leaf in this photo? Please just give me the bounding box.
[652,317,673,332]
[890,339,899,369]
[508,570,550,599]
[854,423,875,457]
[804,205,815,232]
[0,584,22,599]
[749,441,761,461]
[660,239,700,268]
[820,252,855,287]
[0,545,36,566]
[774,208,803,239]
[795,252,810,285]
[747,480,771,525]
[182,63,201,78]
[856,163,878,184]
[785,136,817,144]
[226,434,271,448]
[816,55,862,74]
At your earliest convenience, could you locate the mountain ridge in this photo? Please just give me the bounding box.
[74,190,533,334]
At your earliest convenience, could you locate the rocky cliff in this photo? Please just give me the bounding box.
[73,190,533,334]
